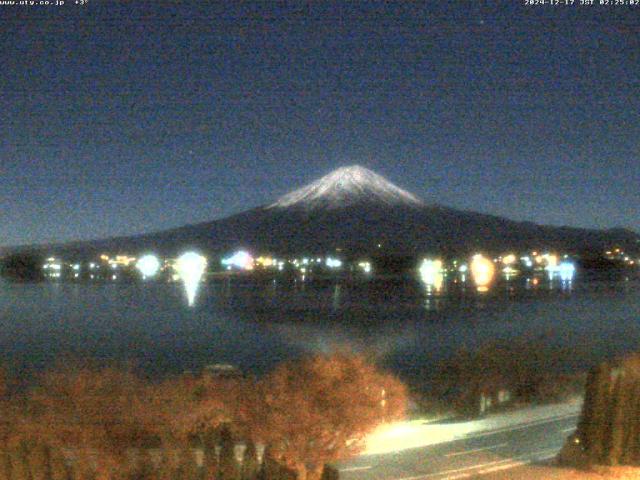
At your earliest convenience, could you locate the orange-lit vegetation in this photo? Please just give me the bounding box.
[256,352,407,480]
[0,353,407,480]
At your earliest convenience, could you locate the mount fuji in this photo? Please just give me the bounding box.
[267,165,424,210]
[10,165,640,258]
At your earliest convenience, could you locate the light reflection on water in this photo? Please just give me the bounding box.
[0,274,638,383]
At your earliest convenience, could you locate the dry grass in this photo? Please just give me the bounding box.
[568,466,640,479]
[483,464,640,479]
[472,465,640,480]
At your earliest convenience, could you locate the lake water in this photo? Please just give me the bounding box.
[1,273,639,385]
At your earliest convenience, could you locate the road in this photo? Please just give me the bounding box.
[336,402,581,480]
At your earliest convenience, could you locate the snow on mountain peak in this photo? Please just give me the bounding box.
[268,165,425,209]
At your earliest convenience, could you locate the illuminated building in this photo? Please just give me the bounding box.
[221,250,254,270]
[43,257,63,279]
[358,261,372,274]
[502,254,516,265]
[558,261,576,282]
[255,256,274,268]
[419,259,444,292]
[544,253,558,268]
[114,255,136,266]
[325,257,342,269]
[470,254,495,291]
[543,254,560,279]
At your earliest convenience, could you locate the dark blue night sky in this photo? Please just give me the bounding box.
[1,1,639,246]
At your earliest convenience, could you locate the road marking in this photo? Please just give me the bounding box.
[395,459,512,480]
[339,466,372,472]
[393,447,560,480]
[445,443,508,457]
[561,427,576,433]
[460,412,580,441]
[444,460,525,480]
[444,449,559,479]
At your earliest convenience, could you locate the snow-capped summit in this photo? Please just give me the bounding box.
[268,165,425,210]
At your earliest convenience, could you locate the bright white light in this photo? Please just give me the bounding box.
[326,257,342,269]
[136,254,160,278]
[72,264,80,271]
[471,254,495,290]
[558,261,576,282]
[358,261,372,274]
[458,264,468,273]
[176,252,208,307]
[419,259,444,291]
[221,250,253,270]
[521,256,533,268]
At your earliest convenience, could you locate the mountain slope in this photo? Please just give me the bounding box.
[5,166,640,258]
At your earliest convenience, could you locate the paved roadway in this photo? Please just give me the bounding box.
[336,404,581,480]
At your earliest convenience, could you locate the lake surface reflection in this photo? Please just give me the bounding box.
[0,273,639,385]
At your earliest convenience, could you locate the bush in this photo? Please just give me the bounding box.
[0,352,407,480]
[432,337,580,415]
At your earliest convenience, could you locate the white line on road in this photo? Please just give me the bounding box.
[461,412,579,441]
[561,427,576,433]
[444,460,524,480]
[445,449,558,479]
[339,466,372,472]
[445,443,508,457]
[395,459,511,480]
[393,447,560,480]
